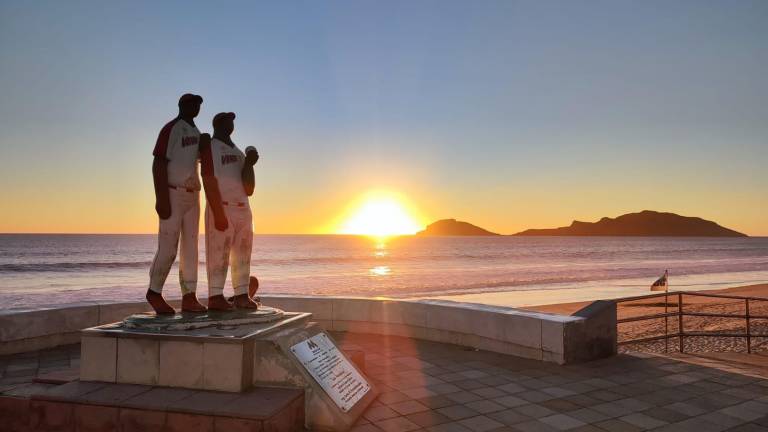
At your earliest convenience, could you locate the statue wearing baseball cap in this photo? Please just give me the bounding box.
[200,112,260,310]
[146,93,208,314]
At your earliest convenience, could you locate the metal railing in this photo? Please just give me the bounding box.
[615,291,768,353]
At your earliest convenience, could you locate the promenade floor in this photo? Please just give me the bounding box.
[2,332,767,431]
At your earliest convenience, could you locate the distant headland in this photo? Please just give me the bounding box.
[417,211,747,237]
[416,219,500,236]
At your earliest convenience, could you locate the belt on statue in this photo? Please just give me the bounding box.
[169,185,197,193]
[222,201,246,207]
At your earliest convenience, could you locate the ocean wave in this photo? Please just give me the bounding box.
[0,261,153,273]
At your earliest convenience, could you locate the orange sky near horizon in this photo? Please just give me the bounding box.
[0,175,765,236]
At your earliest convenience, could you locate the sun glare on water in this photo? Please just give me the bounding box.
[338,192,423,237]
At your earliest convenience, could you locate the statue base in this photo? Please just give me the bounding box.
[79,306,377,431]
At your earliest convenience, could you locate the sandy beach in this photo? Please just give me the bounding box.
[525,283,768,354]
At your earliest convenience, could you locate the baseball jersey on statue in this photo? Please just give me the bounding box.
[153,118,201,190]
[201,138,248,203]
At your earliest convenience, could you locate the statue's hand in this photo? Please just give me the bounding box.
[155,198,171,220]
[214,212,229,231]
[245,146,259,165]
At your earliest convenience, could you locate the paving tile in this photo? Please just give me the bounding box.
[446,391,484,404]
[437,404,482,421]
[402,386,439,399]
[509,419,560,431]
[568,407,609,424]
[465,399,506,414]
[79,383,150,406]
[375,415,422,432]
[540,398,582,413]
[426,422,473,432]
[472,386,507,399]
[351,424,383,432]
[389,399,429,415]
[378,390,410,405]
[406,410,452,428]
[499,383,527,394]
[519,390,556,403]
[592,418,643,432]
[363,405,400,422]
[666,401,708,417]
[619,412,668,429]
[539,414,586,430]
[514,404,556,418]
[458,415,505,431]
[494,395,528,408]
[417,395,457,409]
[718,401,768,422]
[541,387,577,398]
[488,408,531,426]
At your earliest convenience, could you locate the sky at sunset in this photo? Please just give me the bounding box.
[1,1,766,235]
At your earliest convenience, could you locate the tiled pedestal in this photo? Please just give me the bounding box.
[79,310,377,431]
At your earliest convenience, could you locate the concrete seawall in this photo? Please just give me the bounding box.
[0,296,616,364]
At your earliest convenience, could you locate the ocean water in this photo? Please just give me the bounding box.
[1,234,767,311]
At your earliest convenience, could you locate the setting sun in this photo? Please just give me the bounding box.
[338,192,424,236]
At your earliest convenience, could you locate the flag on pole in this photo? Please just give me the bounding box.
[650,270,669,292]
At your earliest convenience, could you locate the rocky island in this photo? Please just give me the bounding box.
[513,210,747,237]
[416,219,500,236]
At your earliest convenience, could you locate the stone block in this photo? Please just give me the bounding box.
[80,335,117,382]
[73,404,119,432]
[0,395,31,432]
[203,342,244,392]
[332,298,375,322]
[541,320,566,354]
[159,340,204,388]
[499,313,542,349]
[119,407,166,432]
[165,412,214,432]
[29,400,75,432]
[117,338,159,385]
[0,305,98,342]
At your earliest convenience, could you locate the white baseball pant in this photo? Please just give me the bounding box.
[205,204,253,297]
[149,188,200,295]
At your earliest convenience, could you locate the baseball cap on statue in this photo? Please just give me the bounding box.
[178,93,203,105]
[213,112,236,127]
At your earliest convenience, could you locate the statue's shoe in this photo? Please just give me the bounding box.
[208,295,234,311]
[233,294,259,309]
[181,293,207,313]
[146,290,175,315]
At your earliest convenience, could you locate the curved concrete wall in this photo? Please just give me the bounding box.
[0,296,616,364]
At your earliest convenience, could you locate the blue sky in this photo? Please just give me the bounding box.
[0,0,766,234]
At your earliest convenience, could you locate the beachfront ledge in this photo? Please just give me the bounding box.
[0,296,616,364]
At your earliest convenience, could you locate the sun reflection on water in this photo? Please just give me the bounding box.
[369,265,391,276]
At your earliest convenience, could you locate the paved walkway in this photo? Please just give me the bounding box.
[2,333,768,431]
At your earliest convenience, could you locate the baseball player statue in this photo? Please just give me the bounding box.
[200,112,260,310]
[146,93,208,314]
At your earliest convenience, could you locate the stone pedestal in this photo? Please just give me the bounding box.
[79,307,376,431]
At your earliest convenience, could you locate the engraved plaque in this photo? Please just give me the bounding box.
[290,333,370,412]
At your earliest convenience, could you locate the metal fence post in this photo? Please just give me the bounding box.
[746,298,751,354]
[678,292,684,353]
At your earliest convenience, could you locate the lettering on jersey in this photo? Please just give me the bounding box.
[221,154,240,165]
[181,136,199,147]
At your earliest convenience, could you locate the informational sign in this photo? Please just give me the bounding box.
[290,333,370,412]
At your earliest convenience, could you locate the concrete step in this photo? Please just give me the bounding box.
[0,380,305,432]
